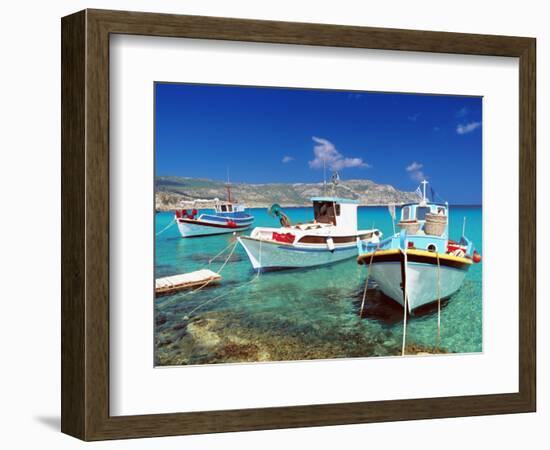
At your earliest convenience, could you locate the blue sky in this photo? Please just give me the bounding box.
[155,83,482,204]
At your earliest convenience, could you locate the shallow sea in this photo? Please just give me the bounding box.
[154,206,482,365]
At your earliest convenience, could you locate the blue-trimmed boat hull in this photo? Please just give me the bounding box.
[176,212,254,238]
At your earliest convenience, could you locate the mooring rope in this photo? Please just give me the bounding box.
[359,248,377,317]
[216,240,238,274]
[258,237,263,275]
[157,240,239,307]
[183,238,264,320]
[401,248,409,356]
[208,235,237,266]
[183,240,239,297]
[155,218,175,236]
[184,261,262,320]
[436,252,442,346]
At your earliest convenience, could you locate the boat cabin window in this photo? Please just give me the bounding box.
[402,204,447,221]
[313,201,340,225]
[416,206,430,221]
[219,204,233,212]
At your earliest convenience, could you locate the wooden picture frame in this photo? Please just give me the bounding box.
[61,9,536,441]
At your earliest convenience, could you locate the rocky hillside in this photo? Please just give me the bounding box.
[155,176,419,211]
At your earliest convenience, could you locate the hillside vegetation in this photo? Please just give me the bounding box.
[155,176,419,211]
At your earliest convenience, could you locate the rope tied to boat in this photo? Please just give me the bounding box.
[359,247,377,317]
[208,235,237,266]
[156,217,176,236]
[183,240,239,298]
[157,239,240,307]
[183,238,264,320]
[258,237,262,276]
[400,248,409,356]
[436,252,441,347]
[183,270,260,320]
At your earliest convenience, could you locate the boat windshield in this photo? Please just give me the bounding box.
[218,204,233,212]
[416,206,431,220]
[401,204,447,221]
[313,201,340,225]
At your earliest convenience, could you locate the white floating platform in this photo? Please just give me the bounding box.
[155,269,221,297]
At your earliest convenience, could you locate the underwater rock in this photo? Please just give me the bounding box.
[403,343,449,355]
[154,308,454,366]
[187,318,221,348]
[171,322,186,331]
[373,343,388,356]
[215,342,264,362]
[155,313,167,326]
[157,338,173,347]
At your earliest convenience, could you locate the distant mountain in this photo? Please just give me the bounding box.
[155,176,419,210]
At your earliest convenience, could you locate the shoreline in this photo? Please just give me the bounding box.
[156,203,483,212]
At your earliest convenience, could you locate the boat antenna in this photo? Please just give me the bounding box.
[331,171,340,196]
[462,216,467,237]
[421,179,428,203]
[225,167,232,203]
[388,203,396,234]
[323,158,327,195]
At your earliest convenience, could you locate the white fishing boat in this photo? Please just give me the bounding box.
[175,183,254,238]
[357,180,481,312]
[238,197,382,271]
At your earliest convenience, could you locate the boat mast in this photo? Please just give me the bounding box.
[226,167,232,203]
[421,179,428,202]
[323,158,327,195]
[331,171,340,197]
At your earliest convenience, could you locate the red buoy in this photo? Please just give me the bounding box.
[472,251,482,263]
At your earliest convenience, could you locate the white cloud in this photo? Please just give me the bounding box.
[456,121,481,134]
[308,137,370,171]
[282,156,294,163]
[406,161,426,181]
[406,162,423,172]
[456,107,468,118]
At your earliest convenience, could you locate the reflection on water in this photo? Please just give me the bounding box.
[155,206,482,366]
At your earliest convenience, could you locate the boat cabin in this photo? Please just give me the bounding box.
[401,203,447,222]
[215,202,246,214]
[311,197,359,232]
[397,201,449,242]
[178,198,247,218]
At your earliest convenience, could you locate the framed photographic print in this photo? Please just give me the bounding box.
[61,9,536,441]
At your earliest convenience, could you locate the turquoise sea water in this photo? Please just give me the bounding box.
[154,206,482,365]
